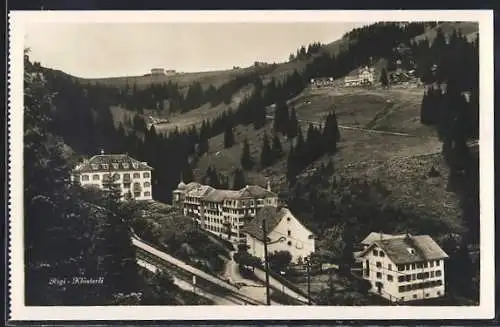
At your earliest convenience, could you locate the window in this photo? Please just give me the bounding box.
[405,275,411,282]
[398,276,405,283]
[388,264,392,271]
[287,241,292,246]
[144,182,151,188]
[397,265,404,271]
[102,164,109,169]
[91,164,98,170]
[412,273,416,280]
[436,270,442,277]
[82,175,89,181]
[398,286,405,293]
[144,191,151,197]
[437,291,441,296]
[423,262,428,268]
[376,272,382,279]
[143,172,150,178]
[376,261,382,268]
[430,261,434,268]
[132,163,138,169]
[379,251,385,257]
[436,260,440,266]
[413,294,418,299]
[92,174,100,180]
[430,271,435,278]
[425,293,430,298]
[411,263,416,269]
[387,275,393,282]
[373,249,378,256]
[124,183,130,189]
[112,163,119,169]
[133,173,140,178]
[287,230,291,236]
[417,273,423,279]
[122,163,129,169]
[405,264,411,270]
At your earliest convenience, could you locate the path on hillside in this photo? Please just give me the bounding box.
[266,115,421,138]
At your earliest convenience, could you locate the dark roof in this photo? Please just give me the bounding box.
[361,232,406,245]
[359,234,449,264]
[241,206,288,241]
[74,154,153,173]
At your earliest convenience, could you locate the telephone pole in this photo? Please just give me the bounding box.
[262,219,271,305]
[306,256,311,305]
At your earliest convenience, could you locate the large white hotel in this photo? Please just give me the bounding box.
[72,152,153,201]
[172,180,278,244]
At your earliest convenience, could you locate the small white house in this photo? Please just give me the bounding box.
[242,206,315,263]
[357,233,448,303]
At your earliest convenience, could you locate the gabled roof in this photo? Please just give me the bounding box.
[359,234,449,264]
[239,185,276,198]
[241,206,288,241]
[361,232,406,245]
[74,154,153,173]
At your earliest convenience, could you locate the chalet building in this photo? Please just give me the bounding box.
[344,66,375,87]
[172,181,278,244]
[241,206,315,264]
[357,232,448,303]
[72,151,153,201]
[310,77,335,88]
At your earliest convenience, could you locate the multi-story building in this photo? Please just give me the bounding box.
[242,206,315,264]
[72,152,153,201]
[357,232,449,303]
[172,181,278,244]
[344,66,376,87]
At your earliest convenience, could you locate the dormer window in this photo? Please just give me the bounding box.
[132,163,138,169]
[112,163,119,170]
[122,163,129,169]
[91,164,98,170]
[407,248,416,255]
[102,164,109,170]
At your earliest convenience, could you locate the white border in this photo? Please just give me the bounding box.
[8,10,495,321]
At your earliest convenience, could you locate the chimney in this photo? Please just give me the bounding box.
[100,148,105,155]
[266,179,271,192]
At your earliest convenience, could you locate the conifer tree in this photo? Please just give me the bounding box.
[240,138,254,170]
[223,125,235,148]
[232,168,247,190]
[380,68,389,88]
[260,132,273,168]
[287,107,299,139]
[271,133,283,161]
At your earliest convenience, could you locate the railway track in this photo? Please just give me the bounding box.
[133,236,263,305]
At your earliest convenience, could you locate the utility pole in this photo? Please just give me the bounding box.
[306,257,311,305]
[262,219,271,305]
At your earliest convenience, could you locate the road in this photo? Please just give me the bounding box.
[223,251,312,305]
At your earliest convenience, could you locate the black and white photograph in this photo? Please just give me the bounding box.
[8,10,494,321]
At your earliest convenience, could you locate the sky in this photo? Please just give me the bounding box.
[25,22,366,78]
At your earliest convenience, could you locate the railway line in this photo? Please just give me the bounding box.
[133,236,264,305]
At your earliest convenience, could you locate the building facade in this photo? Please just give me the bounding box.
[242,206,315,264]
[150,68,165,75]
[310,77,335,88]
[172,181,278,244]
[344,66,376,87]
[72,152,153,201]
[357,233,448,303]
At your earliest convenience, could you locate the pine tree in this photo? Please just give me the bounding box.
[240,138,254,170]
[323,112,341,154]
[223,125,235,148]
[271,133,283,162]
[260,132,273,168]
[274,100,290,135]
[287,107,299,139]
[232,168,247,190]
